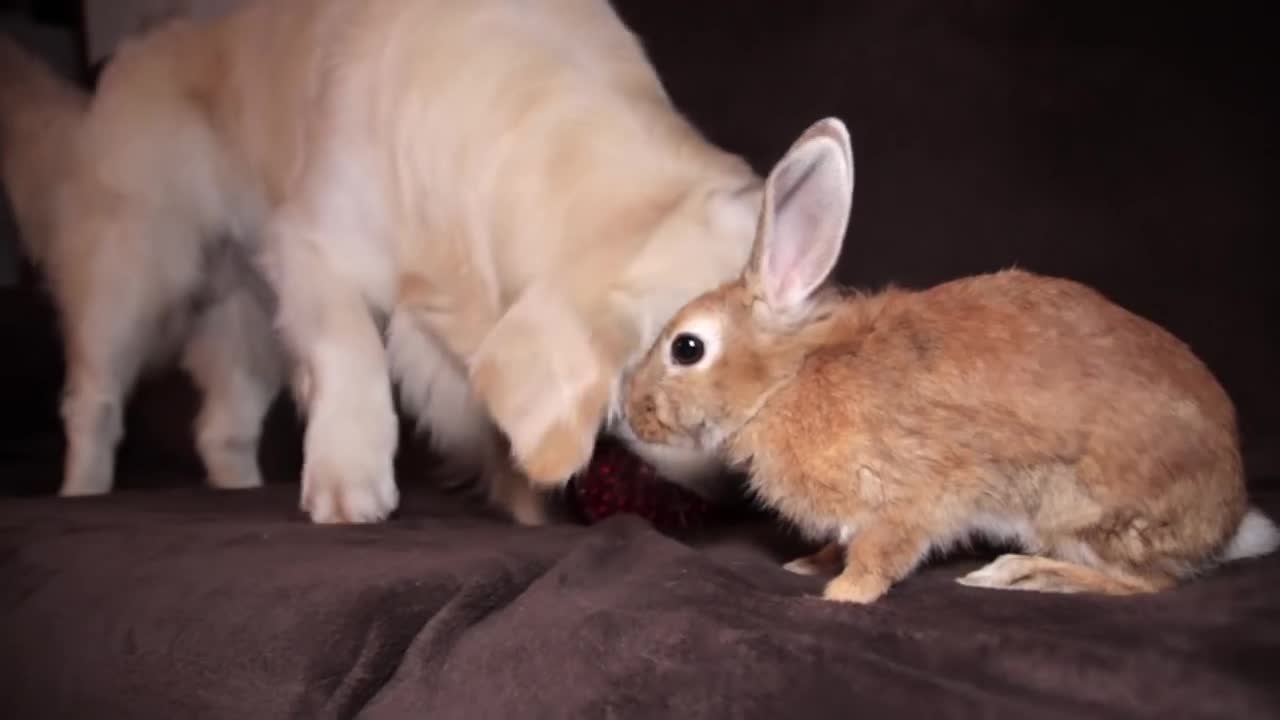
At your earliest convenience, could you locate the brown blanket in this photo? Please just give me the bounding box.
[2,484,1277,719]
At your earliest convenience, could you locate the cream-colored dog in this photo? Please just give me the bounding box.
[1,0,771,525]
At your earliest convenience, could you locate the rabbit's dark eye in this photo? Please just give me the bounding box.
[670,333,705,366]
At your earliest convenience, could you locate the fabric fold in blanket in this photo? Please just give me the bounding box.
[1,484,1278,719]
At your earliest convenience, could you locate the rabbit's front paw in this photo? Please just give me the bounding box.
[822,572,890,604]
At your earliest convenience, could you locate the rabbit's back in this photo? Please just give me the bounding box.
[741,269,1245,553]
[813,268,1236,453]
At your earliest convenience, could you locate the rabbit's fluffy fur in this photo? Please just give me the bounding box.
[0,0,767,524]
[624,117,1279,603]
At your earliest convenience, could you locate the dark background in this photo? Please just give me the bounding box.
[0,0,79,26]
[0,0,1275,497]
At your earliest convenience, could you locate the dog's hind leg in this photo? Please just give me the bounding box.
[59,358,131,496]
[56,257,154,497]
[182,279,284,491]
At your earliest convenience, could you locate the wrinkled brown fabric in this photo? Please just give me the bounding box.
[1,486,1278,719]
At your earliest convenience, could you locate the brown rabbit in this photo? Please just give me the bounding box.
[622,117,1279,604]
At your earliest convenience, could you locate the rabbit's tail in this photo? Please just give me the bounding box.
[1222,506,1280,562]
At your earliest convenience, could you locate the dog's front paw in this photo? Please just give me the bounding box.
[513,419,596,490]
[486,463,549,526]
[302,462,398,524]
[300,408,399,524]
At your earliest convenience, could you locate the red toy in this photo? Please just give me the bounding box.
[568,436,720,533]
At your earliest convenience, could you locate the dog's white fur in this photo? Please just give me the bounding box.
[1,0,766,524]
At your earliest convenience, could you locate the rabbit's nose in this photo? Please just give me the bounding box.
[629,394,658,426]
[625,393,665,441]
[640,394,659,417]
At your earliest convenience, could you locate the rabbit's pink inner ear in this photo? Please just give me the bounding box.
[758,135,853,312]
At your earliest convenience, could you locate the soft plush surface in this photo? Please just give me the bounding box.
[0,1,1276,718]
[2,484,1279,719]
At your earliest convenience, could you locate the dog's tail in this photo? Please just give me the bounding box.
[0,33,90,267]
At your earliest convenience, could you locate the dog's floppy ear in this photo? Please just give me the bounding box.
[469,281,632,488]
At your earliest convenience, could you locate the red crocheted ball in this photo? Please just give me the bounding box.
[568,436,719,533]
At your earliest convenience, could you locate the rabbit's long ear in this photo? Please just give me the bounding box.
[746,117,854,314]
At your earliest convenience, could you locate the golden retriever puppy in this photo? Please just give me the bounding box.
[2,0,768,524]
